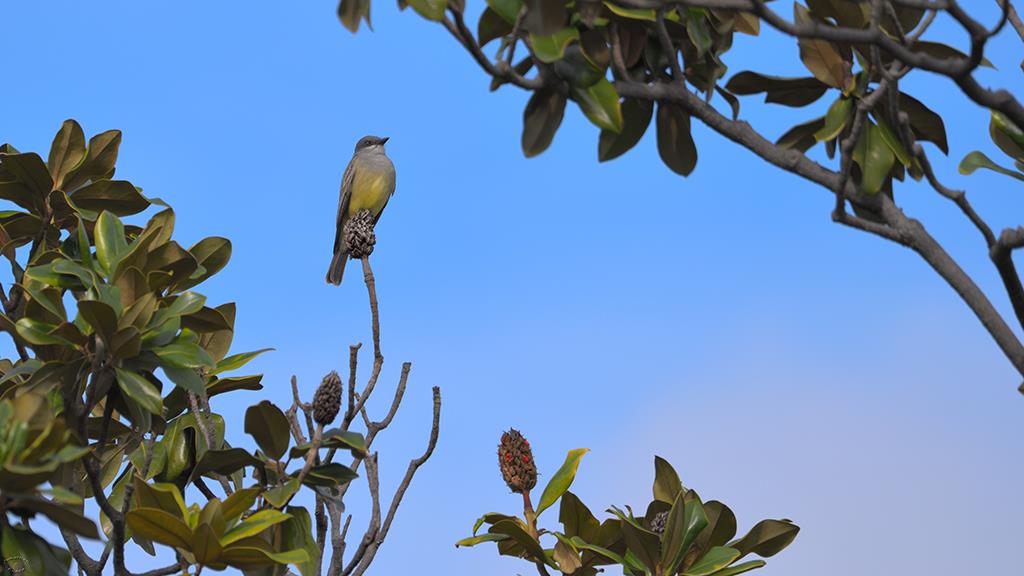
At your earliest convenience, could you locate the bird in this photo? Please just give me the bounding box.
[326,135,396,285]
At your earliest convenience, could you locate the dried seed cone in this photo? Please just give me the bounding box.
[649,511,669,535]
[344,209,377,259]
[498,428,537,494]
[313,371,343,425]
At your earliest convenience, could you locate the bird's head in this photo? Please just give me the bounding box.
[354,135,389,154]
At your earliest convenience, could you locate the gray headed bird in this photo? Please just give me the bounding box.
[326,135,396,285]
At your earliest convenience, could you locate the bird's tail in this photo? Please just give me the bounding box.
[326,249,349,286]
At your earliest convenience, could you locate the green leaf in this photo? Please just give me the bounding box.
[407,0,446,21]
[705,559,767,576]
[190,448,260,483]
[77,300,118,345]
[686,9,713,58]
[63,130,122,192]
[455,533,509,547]
[571,78,623,132]
[282,506,320,576]
[657,102,698,176]
[486,0,523,24]
[599,98,653,162]
[211,348,273,376]
[15,318,73,346]
[522,88,567,158]
[115,368,163,415]
[94,211,128,275]
[776,116,826,153]
[730,519,799,559]
[898,92,947,154]
[488,518,547,562]
[222,487,261,522]
[684,546,742,576]
[478,7,513,46]
[536,448,588,516]
[911,41,994,69]
[162,365,206,394]
[48,119,87,190]
[9,496,98,539]
[559,491,599,542]
[604,1,655,20]
[620,518,660,571]
[337,0,371,33]
[191,523,223,565]
[177,237,231,290]
[661,492,689,573]
[70,180,149,216]
[958,151,1024,181]
[694,500,737,552]
[220,509,291,546]
[221,539,309,569]
[814,97,852,142]
[0,152,53,197]
[154,340,215,369]
[530,28,580,63]
[524,0,566,36]
[853,122,896,194]
[126,508,193,548]
[653,456,683,504]
[302,463,358,487]
[264,478,301,508]
[678,492,709,564]
[990,110,1024,161]
[244,401,291,460]
[873,114,913,167]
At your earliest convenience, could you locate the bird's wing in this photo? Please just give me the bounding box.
[333,158,357,252]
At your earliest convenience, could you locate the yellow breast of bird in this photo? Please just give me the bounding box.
[348,170,393,218]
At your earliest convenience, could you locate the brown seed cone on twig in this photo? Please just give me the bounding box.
[498,428,537,494]
[313,371,343,425]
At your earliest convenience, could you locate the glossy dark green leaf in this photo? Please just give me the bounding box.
[693,500,737,551]
[896,92,947,154]
[559,491,600,542]
[78,300,117,345]
[48,120,87,190]
[478,7,512,46]
[853,122,896,194]
[653,456,683,503]
[524,0,565,36]
[244,401,290,460]
[620,519,660,571]
[115,368,163,415]
[911,41,994,69]
[599,98,653,162]
[222,487,261,522]
[990,110,1024,161]
[94,211,128,275]
[536,447,589,516]
[656,102,698,176]
[776,117,826,153]
[0,152,53,197]
[301,463,358,487]
[63,130,121,192]
[731,519,799,559]
[806,0,868,28]
[154,340,215,369]
[488,518,547,562]
[683,546,741,576]
[221,509,290,546]
[126,508,193,548]
[9,496,98,539]
[572,78,623,132]
[190,448,260,483]
[686,10,713,58]
[283,506,320,576]
[70,180,149,216]
[210,348,273,376]
[522,88,567,158]
[486,0,523,24]
[337,0,371,33]
[455,533,509,547]
[530,28,579,63]
[704,560,767,576]
[207,374,263,397]
[815,97,852,142]
[407,0,446,21]
[162,366,205,395]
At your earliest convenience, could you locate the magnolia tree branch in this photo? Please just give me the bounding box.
[427,0,1024,381]
[280,253,441,576]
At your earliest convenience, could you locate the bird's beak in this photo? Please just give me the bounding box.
[380,137,390,145]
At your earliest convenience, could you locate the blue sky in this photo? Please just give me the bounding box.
[4,2,1024,574]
